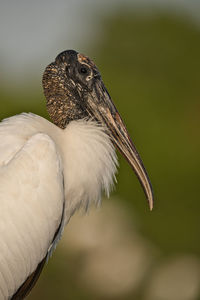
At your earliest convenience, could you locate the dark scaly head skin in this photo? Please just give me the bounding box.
[43,50,99,128]
[42,50,154,210]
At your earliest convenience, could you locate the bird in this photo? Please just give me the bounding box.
[0,50,153,299]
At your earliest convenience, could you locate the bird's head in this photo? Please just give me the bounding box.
[43,49,154,210]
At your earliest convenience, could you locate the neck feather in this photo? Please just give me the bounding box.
[59,119,118,217]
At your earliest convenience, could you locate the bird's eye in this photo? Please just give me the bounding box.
[80,66,88,74]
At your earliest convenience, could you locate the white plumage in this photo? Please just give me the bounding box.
[0,113,117,299]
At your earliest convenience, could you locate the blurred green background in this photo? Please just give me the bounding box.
[1,1,200,299]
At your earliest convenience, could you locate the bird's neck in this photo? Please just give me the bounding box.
[43,64,87,129]
[46,95,69,129]
[59,119,118,218]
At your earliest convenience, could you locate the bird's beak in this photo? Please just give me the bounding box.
[86,78,154,210]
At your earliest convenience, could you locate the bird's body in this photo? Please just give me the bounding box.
[0,50,153,299]
[0,113,117,299]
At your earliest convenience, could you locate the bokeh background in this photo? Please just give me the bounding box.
[1,1,200,299]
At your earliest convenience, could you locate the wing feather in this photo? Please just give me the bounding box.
[0,133,65,299]
[11,254,47,300]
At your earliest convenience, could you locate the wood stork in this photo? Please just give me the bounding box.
[0,50,153,299]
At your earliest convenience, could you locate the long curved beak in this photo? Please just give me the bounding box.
[86,78,154,210]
